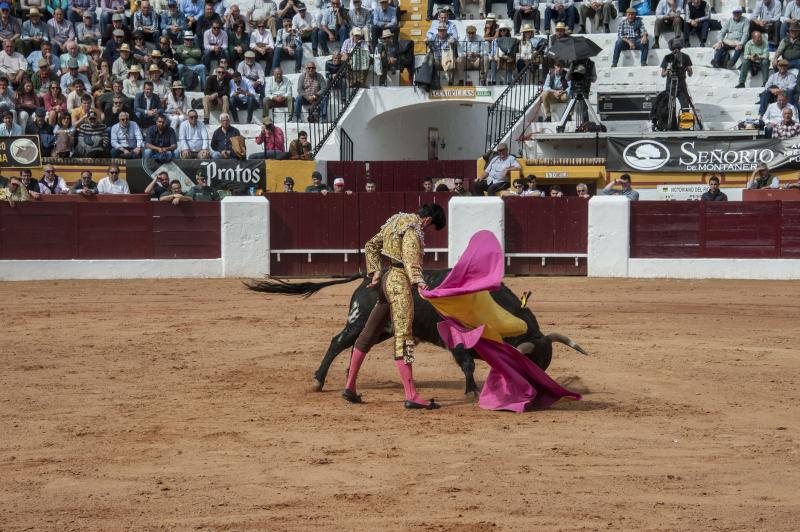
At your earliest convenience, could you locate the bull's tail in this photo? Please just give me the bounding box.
[244,273,364,299]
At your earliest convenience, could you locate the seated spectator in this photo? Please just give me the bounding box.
[329,176,353,194]
[25,109,55,156]
[759,64,797,117]
[101,93,124,129]
[160,179,193,204]
[544,0,578,34]
[348,0,371,40]
[371,0,398,49]
[365,180,377,192]
[0,39,27,87]
[283,175,295,192]
[3,176,30,204]
[250,117,286,159]
[53,113,75,157]
[576,182,591,198]
[67,81,93,114]
[102,13,130,46]
[20,169,41,198]
[683,0,710,47]
[292,62,327,122]
[60,59,90,93]
[516,25,546,78]
[144,114,178,160]
[291,4,316,46]
[580,0,616,34]
[474,143,521,196]
[110,112,144,158]
[452,176,471,196]
[305,171,329,192]
[288,130,313,159]
[97,164,130,194]
[178,109,211,159]
[549,184,564,197]
[38,165,69,194]
[73,110,109,157]
[772,107,800,138]
[203,21,229,69]
[737,31,770,88]
[273,17,304,74]
[711,8,748,69]
[489,24,517,85]
[203,67,231,125]
[751,0,782,47]
[747,162,780,189]
[144,171,171,199]
[422,176,434,192]
[524,174,545,196]
[123,65,144,99]
[134,0,161,44]
[48,9,75,56]
[612,8,649,67]
[773,23,800,71]
[175,31,206,90]
[600,173,639,200]
[186,175,220,201]
[104,29,126,66]
[68,0,96,26]
[19,8,49,58]
[263,66,293,120]
[515,0,542,35]
[195,3,222,46]
[210,113,243,159]
[238,51,265,101]
[59,41,90,76]
[425,10,458,41]
[782,0,800,41]
[135,81,165,129]
[783,172,800,188]
[165,80,188,131]
[455,25,487,86]
[501,178,528,196]
[341,28,371,89]
[161,0,187,44]
[0,111,21,136]
[315,0,349,56]
[541,60,570,122]
[428,23,457,85]
[484,13,499,41]
[229,71,257,124]
[249,19,275,67]
[701,175,727,200]
[146,61,171,103]
[98,79,133,117]
[76,13,102,53]
[32,59,57,95]
[70,170,98,196]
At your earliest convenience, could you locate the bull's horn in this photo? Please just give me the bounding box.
[517,342,535,355]
[545,333,588,356]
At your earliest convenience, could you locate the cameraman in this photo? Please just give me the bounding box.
[660,38,693,109]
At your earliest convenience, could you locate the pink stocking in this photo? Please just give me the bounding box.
[345,348,367,393]
[394,359,426,405]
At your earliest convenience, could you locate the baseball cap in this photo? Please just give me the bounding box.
[0,3,10,10]
[732,6,742,13]
[333,177,345,186]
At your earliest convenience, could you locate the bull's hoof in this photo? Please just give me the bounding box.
[404,399,441,410]
[465,390,479,401]
[312,378,324,392]
[342,388,363,403]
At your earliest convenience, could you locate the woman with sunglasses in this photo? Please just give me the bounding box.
[43,82,67,126]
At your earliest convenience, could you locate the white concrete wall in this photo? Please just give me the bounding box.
[448,197,504,268]
[587,196,630,278]
[0,197,270,282]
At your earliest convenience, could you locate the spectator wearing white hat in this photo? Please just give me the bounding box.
[341,27,371,87]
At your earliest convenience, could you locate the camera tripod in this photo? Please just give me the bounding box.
[664,70,704,131]
[555,93,602,133]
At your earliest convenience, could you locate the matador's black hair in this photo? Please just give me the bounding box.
[419,203,446,231]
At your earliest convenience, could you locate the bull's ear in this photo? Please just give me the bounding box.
[517,342,535,355]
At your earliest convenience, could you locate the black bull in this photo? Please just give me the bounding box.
[246,269,587,396]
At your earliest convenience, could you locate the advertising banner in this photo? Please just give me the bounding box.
[606,137,800,173]
[0,136,42,168]
[125,159,265,193]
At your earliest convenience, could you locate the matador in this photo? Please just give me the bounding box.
[342,203,446,410]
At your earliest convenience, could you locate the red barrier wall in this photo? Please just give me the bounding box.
[0,202,220,260]
[504,198,588,275]
[267,192,451,276]
[631,201,800,259]
[327,160,478,192]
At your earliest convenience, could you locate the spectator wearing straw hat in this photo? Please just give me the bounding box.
[456,24,488,85]
[176,31,207,89]
[148,61,171,101]
[20,7,49,57]
[341,27,371,88]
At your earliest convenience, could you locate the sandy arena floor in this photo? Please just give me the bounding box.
[1,277,799,531]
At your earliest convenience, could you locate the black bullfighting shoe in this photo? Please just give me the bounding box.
[404,399,440,410]
[342,388,363,404]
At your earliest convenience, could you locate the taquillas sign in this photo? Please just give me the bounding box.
[606,138,800,173]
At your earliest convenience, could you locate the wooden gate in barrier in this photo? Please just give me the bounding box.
[327,160,478,192]
[631,201,800,258]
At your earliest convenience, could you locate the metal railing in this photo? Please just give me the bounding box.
[484,62,541,154]
[306,61,360,157]
[340,127,354,160]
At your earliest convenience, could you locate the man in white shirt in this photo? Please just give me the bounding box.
[249,19,275,65]
[0,39,27,86]
[97,164,131,194]
[262,66,294,119]
[474,143,522,196]
[762,90,797,126]
[110,112,144,158]
[38,165,70,194]
[292,4,316,44]
[178,109,211,158]
[238,50,266,99]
